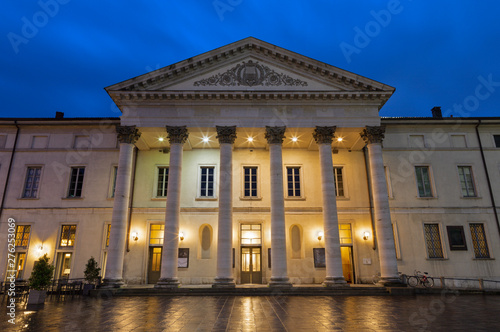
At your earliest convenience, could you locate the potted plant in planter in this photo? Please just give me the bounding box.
[83,257,101,295]
[27,254,55,305]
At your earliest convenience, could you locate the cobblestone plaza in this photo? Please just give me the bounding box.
[2,294,500,331]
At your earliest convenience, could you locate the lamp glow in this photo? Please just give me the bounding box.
[179,232,185,241]
[363,231,370,240]
[158,137,164,142]
[202,137,209,143]
[291,137,298,142]
[247,137,254,142]
[317,231,324,241]
[337,137,343,142]
[132,232,139,241]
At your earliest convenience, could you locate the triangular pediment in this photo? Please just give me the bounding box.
[106,37,395,96]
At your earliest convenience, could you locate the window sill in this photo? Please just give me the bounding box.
[195,197,218,201]
[460,196,481,199]
[473,257,494,260]
[239,197,262,201]
[426,258,448,260]
[18,197,39,200]
[416,196,438,200]
[335,196,350,201]
[151,197,167,201]
[61,197,84,200]
[285,197,306,201]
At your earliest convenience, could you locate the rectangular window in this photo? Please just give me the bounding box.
[243,166,258,197]
[149,224,164,245]
[200,166,215,197]
[446,226,467,251]
[105,224,111,247]
[157,167,169,197]
[23,167,41,198]
[59,225,77,248]
[494,135,500,148]
[338,223,352,244]
[67,167,85,198]
[415,166,433,197]
[470,223,490,258]
[15,225,31,248]
[333,167,344,197]
[286,167,301,197]
[15,253,26,279]
[424,224,444,258]
[110,166,118,198]
[241,224,262,245]
[458,166,477,197]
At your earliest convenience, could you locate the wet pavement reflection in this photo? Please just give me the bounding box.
[1,294,499,331]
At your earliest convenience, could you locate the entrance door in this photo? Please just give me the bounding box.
[340,246,355,283]
[148,247,162,284]
[241,247,262,284]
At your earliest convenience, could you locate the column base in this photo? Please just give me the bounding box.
[212,277,236,288]
[155,278,180,289]
[100,278,126,289]
[323,277,349,288]
[268,277,293,288]
[377,277,405,287]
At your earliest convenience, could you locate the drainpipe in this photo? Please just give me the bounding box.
[0,121,20,221]
[363,147,377,250]
[475,120,500,239]
[126,147,139,252]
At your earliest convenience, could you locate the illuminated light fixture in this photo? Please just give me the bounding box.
[291,137,298,142]
[247,137,254,142]
[179,232,185,241]
[65,253,71,258]
[36,244,44,257]
[317,231,324,241]
[158,137,164,142]
[363,231,370,241]
[202,137,209,143]
[337,137,343,142]
[132,232,139,242]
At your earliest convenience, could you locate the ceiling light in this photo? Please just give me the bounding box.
[158,137,164,142]
[247,137,254,142]
[337,137,343,142]
[202,137,209,143]
[292,137,298,142]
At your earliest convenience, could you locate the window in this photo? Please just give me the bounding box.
[243,166,258,198]
[15,253,26,279]
[494,135,500,148]
[286,166,301,197]
[458,166,477,197]
[415,166,433,197]
[105,224,111,247]
[470,223,490,258]
[424,224,444,258]
[446,226,467,251]
[157,167,169,197]
[199,166,215,197]
[110,166,118,198]
[339,223,352,244]
[15,225,31,248]
[333,167,344,197]
[241,224,261,245]
[59,225,77,248]
[22,167,41,198]
[149,224,164,245]
[67,167,85,198]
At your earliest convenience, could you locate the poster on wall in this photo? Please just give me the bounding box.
[313,248,326,268]
[178,248,189,268]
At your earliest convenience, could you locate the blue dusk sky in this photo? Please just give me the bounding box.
[1,0,499,119]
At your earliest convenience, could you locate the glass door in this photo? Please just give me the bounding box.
[241,247,262,284]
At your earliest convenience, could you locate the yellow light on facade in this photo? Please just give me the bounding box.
[179,232,185,241]
[132,232,139,241]
[363,231,370,240]
[317,231,324,241]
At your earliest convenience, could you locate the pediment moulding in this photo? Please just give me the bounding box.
[106,37,395,95]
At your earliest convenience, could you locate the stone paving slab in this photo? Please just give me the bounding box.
[1,293,500,331]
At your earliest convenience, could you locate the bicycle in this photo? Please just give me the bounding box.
[407,270,434,287]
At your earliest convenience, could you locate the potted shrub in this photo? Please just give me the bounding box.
[27,254,55,305]
[83,257,101,295]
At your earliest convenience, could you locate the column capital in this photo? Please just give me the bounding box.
[216,125,237,144]
[265,126,286,144]
[116,125,141,144]
[166,126,189,144]
[313,126,337,144]
[360,126,386,144]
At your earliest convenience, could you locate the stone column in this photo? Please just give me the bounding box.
[213,126,237,288]
[102,126,141,288]
[265,126,292,288]
[156,126,188,288]
[361,126,400,285]
[313,126,347,287]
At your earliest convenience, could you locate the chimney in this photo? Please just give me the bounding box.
[55,111,64,119]
[431,106,442,119]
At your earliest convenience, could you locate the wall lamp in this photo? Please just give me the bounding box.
[363,231,370,241]
[131,232,139,242]
[179,232,185,241]
[317,231,324,241]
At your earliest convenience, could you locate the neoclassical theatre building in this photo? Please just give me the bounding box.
[1,38,499,287]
